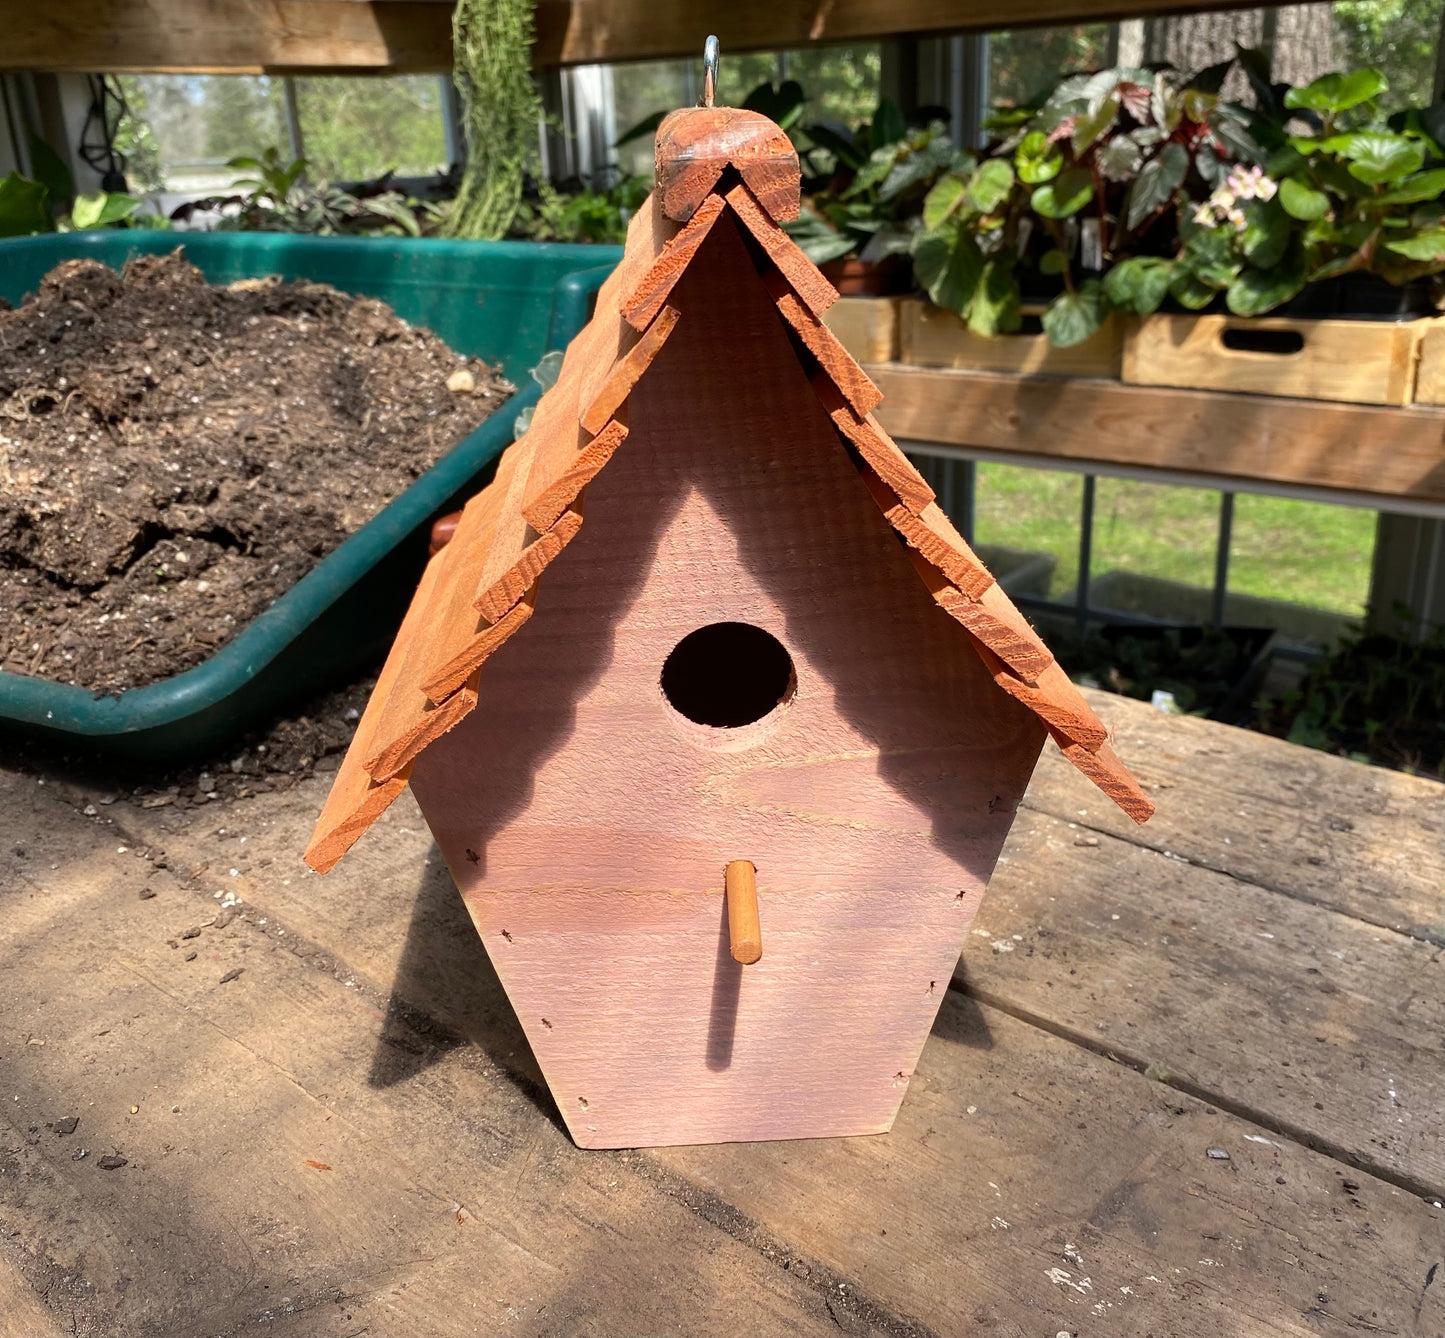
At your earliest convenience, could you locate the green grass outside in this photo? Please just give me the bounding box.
[972,463,1376,618]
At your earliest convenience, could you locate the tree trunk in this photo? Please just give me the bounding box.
[1270,4,1336,88]
[1141,4,1335,93]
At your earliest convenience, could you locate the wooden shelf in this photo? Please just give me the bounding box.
[866,362,1445,508]
[2,0,1332,74]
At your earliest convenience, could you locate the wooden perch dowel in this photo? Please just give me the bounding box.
[725,860,762,965]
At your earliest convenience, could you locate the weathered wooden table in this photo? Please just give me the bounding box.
[1,689,1442,1337]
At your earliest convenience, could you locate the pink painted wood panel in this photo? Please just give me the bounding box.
[410,214,1046,1148]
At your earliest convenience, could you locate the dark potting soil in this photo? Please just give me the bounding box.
[0,249,511,693]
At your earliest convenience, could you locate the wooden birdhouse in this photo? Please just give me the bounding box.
[305,96,1154,1150]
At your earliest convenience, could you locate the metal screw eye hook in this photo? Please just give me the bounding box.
[701,35,719,108]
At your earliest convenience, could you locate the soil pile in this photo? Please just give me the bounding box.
[0,250,510,692]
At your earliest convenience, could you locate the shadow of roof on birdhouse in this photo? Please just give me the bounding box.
[305,148,1154,875]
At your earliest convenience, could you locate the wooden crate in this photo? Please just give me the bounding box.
[899,298,1123,377]
[1410,319,1445,404]
[822,295,901,363]
[1123,313,1422,407]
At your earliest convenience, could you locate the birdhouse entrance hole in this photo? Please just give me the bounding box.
[660,623,795,729]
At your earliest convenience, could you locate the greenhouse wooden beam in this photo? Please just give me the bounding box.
[2,0,1334,75]
[0,1,454,75]
[868,363,1445,507]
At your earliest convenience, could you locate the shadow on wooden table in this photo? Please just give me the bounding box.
[935,962,996,1051]
[366,845,566,1133]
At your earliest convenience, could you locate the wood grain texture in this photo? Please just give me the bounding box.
[724,183,838,321]
[340,436,540,790]
[411,214,1048,1148]
[579,305,681,435]
[302,765,412,876]
[823,296,901,364]
[114,718,1445,1336]
[521,421,626,537]
[655,991,1445,1338]
[529,0,1316,69]
[304,516,455,871]
[814,375,935,516]
[622,192,727,332]
[765,270,882,418]
[902,546,1057,683]
[475,501,585,623]
[1047,732,1155,823]
[901,297,1123,376]
[1413,318,1445,404]
[1,773,845,1338]
[8,0,1355,75]
[1123,312,1421,406]
[655,107,801,223]
[365,670,479,782]
[1027,688,1445,936]
[970,802,1445,1194]
[421,586,536,703]
[970,639,1109,752]
[725,860,763,964]
[1,0,454,73]
[868,362,1445,504]
[574,197,678,416]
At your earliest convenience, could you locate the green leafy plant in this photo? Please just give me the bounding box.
[787,102,960,267]
[445,0,544,239]
[511,176,649,244]
[1151,62,1445,314]
[174,149,442,237]
[913,63,1244,342]
[911,56,1445,343]
[1257,617,1445,781]
[0,156,140,239]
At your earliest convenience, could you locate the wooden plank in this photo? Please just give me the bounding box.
[0,0,455,73]
[475,501,585,623]
[113,766,1445,1338]
[765,270,883,418]
[869,362,1445,505]
[0,785,853,1338]
[304,510,454,872]
[1413,319,1445,404]
[655,993,1445,1338]
[1123,313,1421,407]
[724,183,839,322]
[5,0,1327,73]
[968,803,1445,1197]
[621,192,727,333]
[0,1254,60,1338]
[823,296,901,365]
[365,667,478,781]
[815,377,935,516]
[901,297,1123,377]
[532,0,1348,66]
[1026,689,1445,940]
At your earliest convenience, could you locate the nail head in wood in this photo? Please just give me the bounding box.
[725,859,762,965]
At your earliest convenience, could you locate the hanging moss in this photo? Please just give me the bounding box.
[445,0,542,240]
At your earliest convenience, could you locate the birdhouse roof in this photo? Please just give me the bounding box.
[305,120,1153,875]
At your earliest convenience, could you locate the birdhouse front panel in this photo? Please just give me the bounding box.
[407,213,1048,1147]
[305,103,1154,1151]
